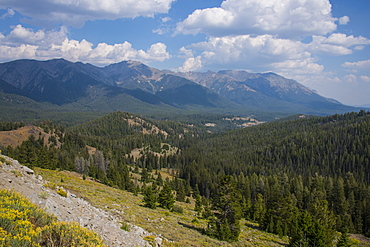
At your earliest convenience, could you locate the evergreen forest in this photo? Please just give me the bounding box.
[1,110,370,246]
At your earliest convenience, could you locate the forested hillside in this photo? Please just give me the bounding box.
[1,110,369,246]
[2,112,197,190]
[178,110,370,243]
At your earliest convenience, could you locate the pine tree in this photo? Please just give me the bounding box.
[209,175,242,242]
[156,172,163,186]
[176,182,186,202]
[141,167,150,183]
[289,210,313,247]
[143,184,157,209]
[158,182,175,210]
[202,197,213,219]
[194,194,203,216]
[251,193,265,223]
[337,228,352,247]
[289,210,328,247]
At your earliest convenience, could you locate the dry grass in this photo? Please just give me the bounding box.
[0,125,61,148]
[35,168,288,247]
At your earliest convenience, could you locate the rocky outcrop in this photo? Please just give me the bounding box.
[0,154,162,247]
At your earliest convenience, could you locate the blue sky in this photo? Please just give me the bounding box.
[0,0,369,106]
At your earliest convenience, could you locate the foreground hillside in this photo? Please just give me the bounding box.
[0,155,289,246]
[0,155,150,246]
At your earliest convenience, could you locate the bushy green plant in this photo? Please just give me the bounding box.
[11,170,23,177]
[172,204,184,214]
[43,182,57,190]
[56,188,67,197]
[38,222,105,247]
[120,222,130,232]
[0,189,106,247]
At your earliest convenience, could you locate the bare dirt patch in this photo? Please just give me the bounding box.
[0,125,61,148]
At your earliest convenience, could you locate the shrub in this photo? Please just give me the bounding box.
[38,222,105,247]
[0,189,54,246]
[0,190,55,229]
[43,182,57,190]
[0,156,12,166]
[144,235,157,247]
[38,191,49,199]
[57,188,67,197]
[120,222,130,232]
[0,189,106,247]
[172,204,184,214]
[11,170,23,177]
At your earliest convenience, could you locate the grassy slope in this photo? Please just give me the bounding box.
[34,168,288,247]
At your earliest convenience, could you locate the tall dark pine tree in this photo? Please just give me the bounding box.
[143,184,157,209]
[194,194,203,216]
[289,210,328,247]
[158,182,175,210]
[208,175,242,242]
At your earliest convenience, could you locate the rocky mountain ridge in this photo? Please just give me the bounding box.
[0,58,358,115]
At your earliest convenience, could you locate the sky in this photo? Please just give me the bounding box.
[0,0,369,106]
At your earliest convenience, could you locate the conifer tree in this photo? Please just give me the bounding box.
[209,175,242,242]
[158,182,175,210]
[141,167,150,183]
[194,194,203,216]
[202,197,213,219]
[176,182,186,202]
[156,172,163,186]
[337,228,352,247]
[143,184,157,209]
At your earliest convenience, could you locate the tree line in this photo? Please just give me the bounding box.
[177,110,370,243]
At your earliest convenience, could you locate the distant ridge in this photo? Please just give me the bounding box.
[0,59,359,117]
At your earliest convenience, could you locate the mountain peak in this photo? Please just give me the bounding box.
[0,58,357,115]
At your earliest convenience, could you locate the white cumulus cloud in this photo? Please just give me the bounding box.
[178,56,203,72]
[0,0,175,27]
[177,34,323,74]
[175,0,337,38]
[0,25,171,66]
[307,33,370,56]
[316,33,370,47]
[339,16,350,25]
[342,59,370,70]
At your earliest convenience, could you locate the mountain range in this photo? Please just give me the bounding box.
[0,58,359,120]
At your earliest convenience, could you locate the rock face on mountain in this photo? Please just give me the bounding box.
[172,70,349,114]
[0,154,160,247]
[0,59,233,110]
[0,59,357,115]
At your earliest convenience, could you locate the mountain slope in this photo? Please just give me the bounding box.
[0,59,235,112]
[0,59,359,117]
[0,155,156,246]
[173,70,356,114]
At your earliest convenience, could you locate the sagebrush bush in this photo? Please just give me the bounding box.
[172,204,184,214]
[38,222,105,247]
[43,182,57,190]
[0,189,106,247]
[56,188,67,197]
